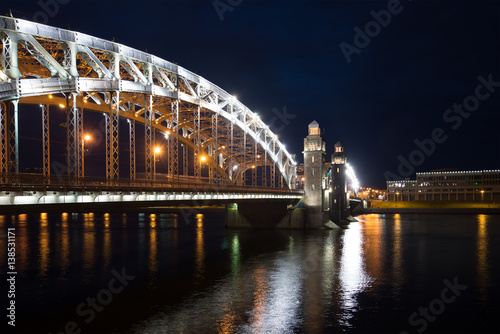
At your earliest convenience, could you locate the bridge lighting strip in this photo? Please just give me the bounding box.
[345,163,360,192]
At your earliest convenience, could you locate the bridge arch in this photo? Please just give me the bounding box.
[0,16,297,189]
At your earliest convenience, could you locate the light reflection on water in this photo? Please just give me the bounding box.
[1,213,499,334]
[339,222,372,327]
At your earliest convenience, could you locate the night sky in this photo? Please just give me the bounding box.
[1,0,499,188]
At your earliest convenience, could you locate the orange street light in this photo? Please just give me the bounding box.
[59,103,65,108]
[154,147,161,154]
[200,156,207,162]
[84,134,91,141]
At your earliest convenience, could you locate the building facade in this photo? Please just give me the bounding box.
[303,121,327,226]
[329,142,350,223]
[387,169,500,202]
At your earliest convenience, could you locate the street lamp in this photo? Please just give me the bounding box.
[396,191,400,202]
[481,190,485,202]
[154,146,161,181]
[82,134,91,178]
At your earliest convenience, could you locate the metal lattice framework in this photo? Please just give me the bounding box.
[0,16,297,188]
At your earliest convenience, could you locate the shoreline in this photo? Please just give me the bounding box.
[363,208,500,214]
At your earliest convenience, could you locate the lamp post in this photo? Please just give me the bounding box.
[200,155,207,181]
[396,191,400,202]
[82,134,91,178]
[154,146,161,181]
[481,190,485,203]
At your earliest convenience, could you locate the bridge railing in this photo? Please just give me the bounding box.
[0,173,304,196]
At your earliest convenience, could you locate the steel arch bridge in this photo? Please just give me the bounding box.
[0,16,298,190]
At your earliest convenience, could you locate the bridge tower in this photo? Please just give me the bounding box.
[329,142,350,225]
[303,121,327,227]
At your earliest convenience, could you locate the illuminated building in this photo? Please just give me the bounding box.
[387,169,500,202]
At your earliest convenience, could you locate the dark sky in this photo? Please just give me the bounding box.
[1,0,499,188]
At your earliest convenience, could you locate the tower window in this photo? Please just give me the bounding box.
[337,168,339,173]
[311,184,315,190]
[312,156,315,163]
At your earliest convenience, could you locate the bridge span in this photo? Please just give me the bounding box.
[0,15,297,192]
[0,16,362,228]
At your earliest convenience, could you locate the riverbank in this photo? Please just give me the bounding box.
[364,201,500,214]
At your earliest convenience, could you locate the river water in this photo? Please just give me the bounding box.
[0,212,499,334]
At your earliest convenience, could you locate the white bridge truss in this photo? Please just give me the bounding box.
[0,16,297,189]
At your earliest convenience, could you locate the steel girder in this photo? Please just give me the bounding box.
[0,16,297,188]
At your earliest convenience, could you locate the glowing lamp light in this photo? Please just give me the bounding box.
[154,147,161,154]
[200,156,207,162]
[251,165,255,169]
[48,94,53,99]
[84,134,91,141]
[59,104,65,108]
[164,130,170,139]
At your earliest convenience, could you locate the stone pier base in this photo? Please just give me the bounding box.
[225,200,306,229]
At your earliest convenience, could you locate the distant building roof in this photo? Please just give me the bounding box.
[308,120,319,128]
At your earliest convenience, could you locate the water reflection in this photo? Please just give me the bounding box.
[339,223,372,328]
[103,213,111,271]
[476,214,489,300]
[59,212,70,276]
[149,214,158,282]
[194,214,205,285]
[392,214,403,298]
[83,212,95,282]
[231,233,240,277]
[16,214,30,274]
[38,213,49,278]
[361,214,384,279]
[5,213,498,334]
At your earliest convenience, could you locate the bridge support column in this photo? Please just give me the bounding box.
[0,101,17,183]
[262,152,267,187]
[194,105,200,181]
[182,144,188,176]
[210,113,218,184]
[170,100,179,182]
[144,94,153,180]
[252,137,257,186]
[41,104,50,184]
[66,94,83,184]
[270,162,275,188]
[106,92,119,182]
[129,119,136,180]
